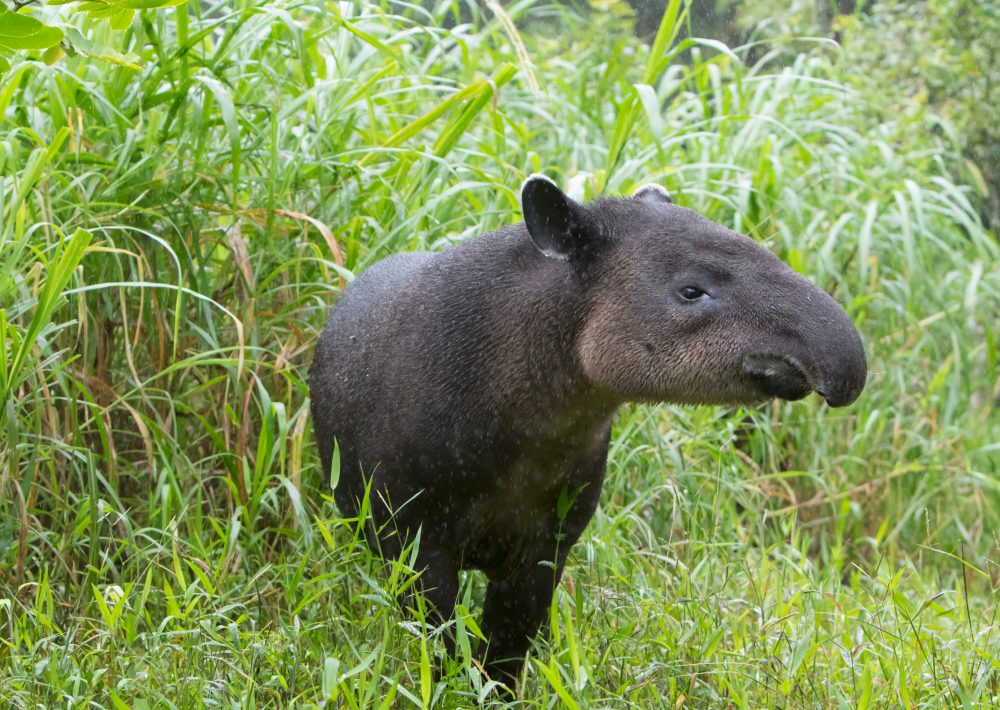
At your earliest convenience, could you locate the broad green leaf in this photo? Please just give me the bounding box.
[109,8,136,30]
[41,44,64,65]
[194,75,241,197]
[788,626,814,678]
[455,603,485,641]
[0,7,64,50]
[419,637,431,707]
[432,63,517,158]
[77,2,121,19]
[1,226,89,411]
[103,0,187,9]
[643,0,685,84]
[48,0,185,6]
[534,659,581,710]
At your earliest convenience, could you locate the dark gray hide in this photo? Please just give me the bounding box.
[308,176,866,688]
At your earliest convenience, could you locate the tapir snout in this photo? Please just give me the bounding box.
[741,268,867,407]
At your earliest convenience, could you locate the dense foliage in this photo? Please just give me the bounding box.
[839,0,1000,229]
[1,0,998,707]
[714,0,1000,229]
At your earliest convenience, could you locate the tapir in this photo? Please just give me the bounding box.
[309,176,867,688]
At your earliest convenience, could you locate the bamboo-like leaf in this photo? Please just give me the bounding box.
[195,75,241,198]
[633,83,664,137]
[1,228,91,415]
[534,659,581,710]
[643,0,685,84]
[359,64,516,166]
[433,63,517,158]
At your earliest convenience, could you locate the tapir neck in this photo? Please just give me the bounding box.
[472,231,621,438]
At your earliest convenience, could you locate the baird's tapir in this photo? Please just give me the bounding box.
[309,176,867,688]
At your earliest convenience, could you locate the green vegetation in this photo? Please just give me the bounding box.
[1,0,998,707]
[0,0,183,74]
[708,0,1000,228]
[839,0,1000,229]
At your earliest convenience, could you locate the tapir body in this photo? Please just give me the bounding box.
[309,177,866,687]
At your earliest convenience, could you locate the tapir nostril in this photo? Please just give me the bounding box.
[812,329,868,408]
[742,353,814,402]
[816,388,835,406]
[816,372,866,407]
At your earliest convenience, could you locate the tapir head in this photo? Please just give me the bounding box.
[521,176,867,407]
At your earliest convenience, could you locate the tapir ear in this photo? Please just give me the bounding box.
[633,183,673,205]
[521,174,599,261]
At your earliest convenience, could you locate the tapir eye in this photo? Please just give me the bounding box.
[679,286,707,301]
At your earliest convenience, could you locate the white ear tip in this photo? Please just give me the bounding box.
[522,173,558,191]
[633,183,672,203]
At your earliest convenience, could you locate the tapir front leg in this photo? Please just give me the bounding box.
[475,453,609,688]
[477,552,568,689]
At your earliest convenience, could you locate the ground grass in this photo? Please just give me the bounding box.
[1,0,999,707]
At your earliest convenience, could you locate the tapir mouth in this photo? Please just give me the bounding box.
[742,353,815,402]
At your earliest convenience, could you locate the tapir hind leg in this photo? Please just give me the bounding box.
[397,546,460,680]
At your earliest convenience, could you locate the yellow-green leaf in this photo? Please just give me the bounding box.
[41,44,64,65]
[109,8,136,30]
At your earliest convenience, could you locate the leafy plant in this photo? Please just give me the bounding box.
[0,0,185,71]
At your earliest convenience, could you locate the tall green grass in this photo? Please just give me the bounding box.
[1,1,998,706]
